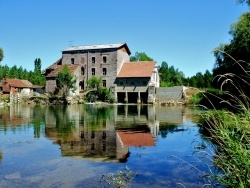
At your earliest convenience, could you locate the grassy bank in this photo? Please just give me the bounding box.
[200,108,250,187]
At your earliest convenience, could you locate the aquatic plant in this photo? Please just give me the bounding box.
[100,166,137,188]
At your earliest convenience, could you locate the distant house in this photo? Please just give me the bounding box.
[1,78,44,96]
[43,43,160,103]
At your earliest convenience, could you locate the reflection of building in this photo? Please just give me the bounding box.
[44,104,187,162]
[44,105,117,160]
[0,105,33,126]
[116,127,156,162]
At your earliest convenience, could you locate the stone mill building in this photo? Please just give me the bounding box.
[43,43,160,103]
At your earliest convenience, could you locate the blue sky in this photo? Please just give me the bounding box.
[0,0,249,77]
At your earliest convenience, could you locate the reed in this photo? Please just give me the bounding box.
[200,53,250,187]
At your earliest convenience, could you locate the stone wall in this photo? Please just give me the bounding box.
[156,86,184,101]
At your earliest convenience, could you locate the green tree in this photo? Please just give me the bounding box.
[87,76,102,90]
[0,48,3,62]
[213,12,250,94]
[56,65,76,98]
[130,52,153,61]
[203,70,213,88]
[8,65,18,78]
[34,58,42,73]
[159,61,185,87]
[0,65,9,79]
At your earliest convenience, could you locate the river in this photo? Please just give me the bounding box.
[0,104,219,188]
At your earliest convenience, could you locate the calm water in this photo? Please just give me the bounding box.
[0,104,219,188]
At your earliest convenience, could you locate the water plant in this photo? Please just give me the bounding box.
[100,166,137,188]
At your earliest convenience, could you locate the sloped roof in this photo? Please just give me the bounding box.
[2,78,33,93]
[117,130,155,147]
[46,65,79,78]
[5,79,33,88]
[63,43,131,55]
[117,61,156,78]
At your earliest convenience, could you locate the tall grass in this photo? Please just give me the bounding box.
[201,109,250,187]
[200,52,250,187]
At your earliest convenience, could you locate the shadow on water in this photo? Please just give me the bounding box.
[0,104,221,187]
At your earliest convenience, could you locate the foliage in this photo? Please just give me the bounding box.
[190,93,203,105]
[34,58,42,73]
[0,48,4,62]
[158,61,186,87]
[56,65,76,98]
[200,53,250,187]
[201,109,250,187]
[0,59,45,86]
[87,76,102,90]
[187,70,213,88]
[86,76,113,102]
[130,52,153,62]
[97,87,113,101]
[213,12,250,95]
[101,166,137,188]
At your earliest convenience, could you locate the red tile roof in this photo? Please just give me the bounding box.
[46,64,79,78]
[2,79,33,93]
[117,61,156,78]
[117,130,155,147]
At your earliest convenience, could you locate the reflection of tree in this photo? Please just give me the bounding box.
[159,123,178,138]
[49,106,76,142]
[31,106,46,138]
[0,151,2,163]
[85,105,113,130]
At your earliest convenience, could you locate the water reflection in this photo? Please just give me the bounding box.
[0,104,192,163]
[44,105,192,162]
[0,104,217,187]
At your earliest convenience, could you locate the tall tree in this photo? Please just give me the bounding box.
[0,48,4,62]
[34,58,42,73]
[159,61,185,87]
[56,65,76,98]
[130,52,154,61]
[213,12,250,93]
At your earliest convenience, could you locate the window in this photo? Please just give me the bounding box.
[81,67,85,75]
[71,58,74,64]
[102,80,106,87]
[102,56,107,63]
[92,57,95,63]
[102,68,107,75]
[91,68,95,75]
